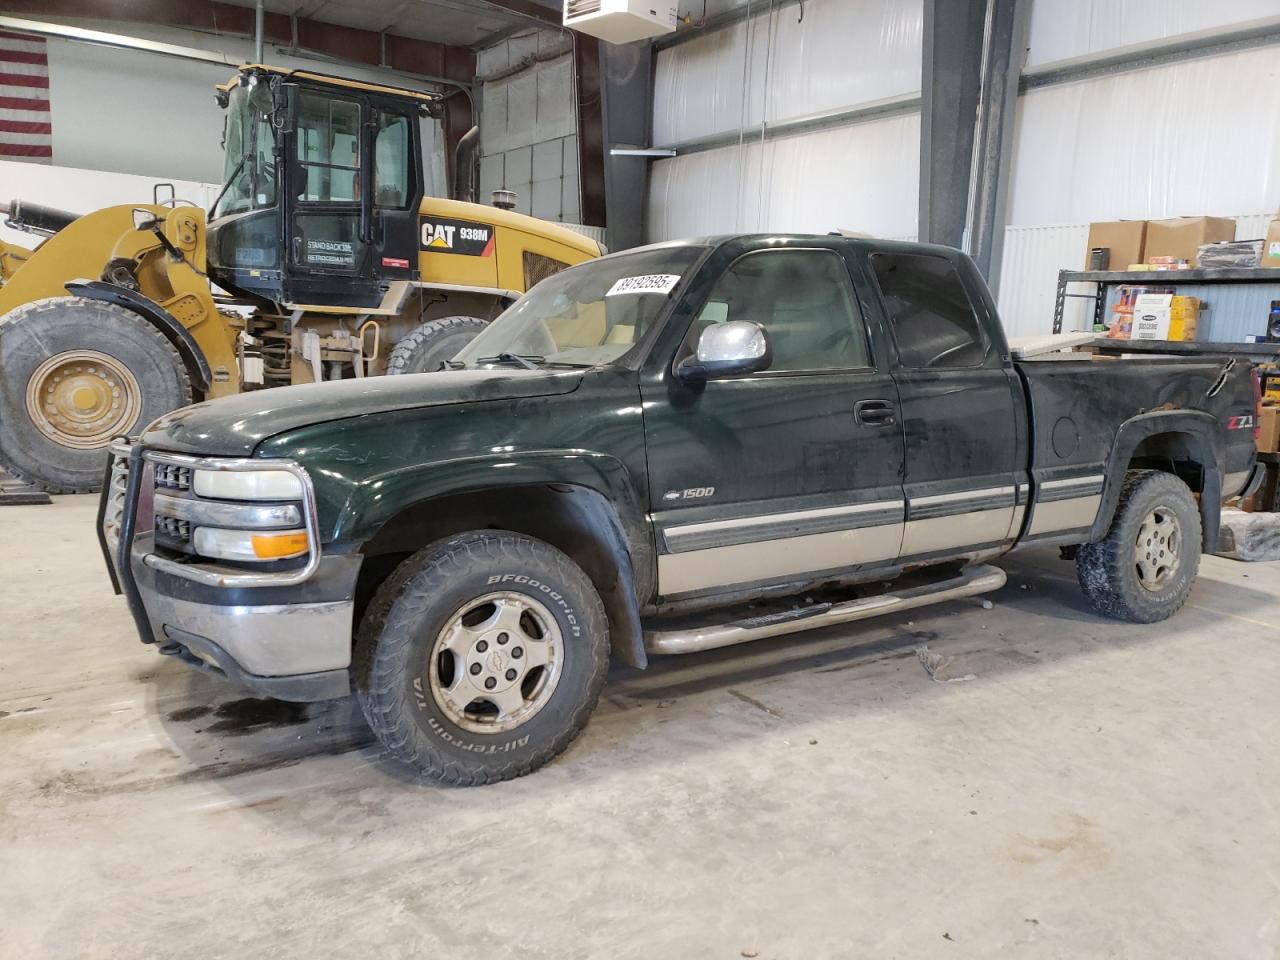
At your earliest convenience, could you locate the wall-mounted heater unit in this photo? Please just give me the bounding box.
[563,0,677,44]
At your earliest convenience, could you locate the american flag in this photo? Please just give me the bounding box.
[0,30,50,163]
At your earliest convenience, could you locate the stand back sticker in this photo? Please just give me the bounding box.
[421,217,495,257]
[304,238,355,267]
[606,274,682,297]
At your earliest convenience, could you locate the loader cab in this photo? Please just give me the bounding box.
[207,67,439,310]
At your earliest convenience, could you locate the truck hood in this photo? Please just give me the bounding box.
[140,369,584,457]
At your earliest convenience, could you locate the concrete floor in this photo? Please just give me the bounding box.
[2,497,1279,959]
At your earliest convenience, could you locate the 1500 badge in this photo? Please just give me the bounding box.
[663,487,715,501]
[421,216,495,257]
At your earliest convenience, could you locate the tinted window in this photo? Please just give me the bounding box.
[373,113,411,208]
[693,249,870,372]
[871,253,986,368]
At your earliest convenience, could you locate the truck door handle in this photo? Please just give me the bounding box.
[855,399,896,426]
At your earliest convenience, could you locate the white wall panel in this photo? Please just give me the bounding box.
[478,30,579,222]
[1008,47,1280,226]
[652,0,922,146]
[1027,0,1280,67]
[40,25,445,190]
[647,112,919,242]
[0,159,216,251]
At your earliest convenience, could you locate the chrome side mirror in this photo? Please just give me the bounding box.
[675,320,772,383]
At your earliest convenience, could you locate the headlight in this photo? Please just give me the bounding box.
[193,468,303,500]
[193,527,311,562]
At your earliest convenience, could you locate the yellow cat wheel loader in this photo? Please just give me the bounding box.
[0,66,601,493]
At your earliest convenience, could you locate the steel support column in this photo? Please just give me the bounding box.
[595,41,652,250]
[918,0,986,250]
[967,0,1031,288]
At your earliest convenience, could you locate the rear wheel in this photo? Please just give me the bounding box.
[354,531,609,785]
[385,316,489,375]
[1076,470,1201,622]
[0,296,191,493]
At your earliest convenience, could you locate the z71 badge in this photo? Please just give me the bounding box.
[421,216,495,257]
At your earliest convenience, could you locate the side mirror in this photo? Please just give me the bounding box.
[675,321,772,384]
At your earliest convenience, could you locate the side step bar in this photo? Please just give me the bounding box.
[643,564,1007,656]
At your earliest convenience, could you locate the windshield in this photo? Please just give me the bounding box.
[213,79,278,219]
[452,246,705,369]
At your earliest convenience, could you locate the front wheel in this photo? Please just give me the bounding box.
[354,531,609,785]
[1076,469,1201,623]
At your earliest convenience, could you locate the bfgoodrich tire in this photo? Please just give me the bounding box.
[385,316,489,375]
[354,531,609,785]
[0,296,191,493]
[1076,469,1201,623]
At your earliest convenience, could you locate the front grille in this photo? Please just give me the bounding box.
[566,0,601,17]
[154,462,192,491]
[102,454,130,549]
[155,515,192,543]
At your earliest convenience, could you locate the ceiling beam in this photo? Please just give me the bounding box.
[0,0,478,84]
[470,0,563,30]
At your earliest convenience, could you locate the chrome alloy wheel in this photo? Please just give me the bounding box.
[1135,505,1181,592]
[427,591,563,733]
[24,350,141,450]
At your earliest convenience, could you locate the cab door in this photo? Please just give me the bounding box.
[640,243,907,600]
[865,250,1026,561]
[287,90,369,282]
[368,107,423,284]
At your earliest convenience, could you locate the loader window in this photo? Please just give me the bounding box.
[214,80,277,218]
[296,94,361,203]
[373,113,411,209]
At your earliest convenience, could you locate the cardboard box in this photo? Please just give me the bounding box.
[1145,216,1236,266]
[1263,215,1280,268]
[1259,405,1280,455]
[1130,294,1199,341]
[1085,220,1147,270]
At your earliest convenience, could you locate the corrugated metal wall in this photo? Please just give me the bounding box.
[644,0,1280,342]
[647,0,922,242]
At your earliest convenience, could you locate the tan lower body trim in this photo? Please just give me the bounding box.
[1028,494,1102,536]
[657,522,902,595]
[900,506,1015,556]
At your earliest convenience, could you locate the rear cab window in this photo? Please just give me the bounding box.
[869,252,988,368]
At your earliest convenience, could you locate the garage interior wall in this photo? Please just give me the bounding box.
[477,30,581,223]
[645,0,1280,338]
[997,0,1280,337]
[646,0,923,242]
[2,20,447,247]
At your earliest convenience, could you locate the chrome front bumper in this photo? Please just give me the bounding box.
[98,441,357,702]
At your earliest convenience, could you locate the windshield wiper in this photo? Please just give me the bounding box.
[476,353,545,370]
[207,154,246,218]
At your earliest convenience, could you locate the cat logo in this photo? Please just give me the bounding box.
[420,216,495,257]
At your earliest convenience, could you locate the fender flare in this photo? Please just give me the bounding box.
[1091,410,1223,552]
[65,279,212,392]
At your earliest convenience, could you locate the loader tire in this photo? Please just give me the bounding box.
[386,316,489,375]
[0,296,191,494]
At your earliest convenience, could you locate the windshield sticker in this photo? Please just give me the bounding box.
[606,274,682,297]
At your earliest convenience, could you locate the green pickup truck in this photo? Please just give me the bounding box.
[100,235,1258,785]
